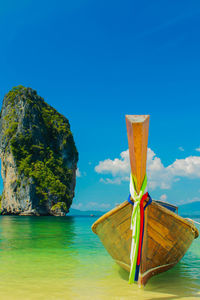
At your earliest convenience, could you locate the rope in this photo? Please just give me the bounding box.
[128,173,148,284]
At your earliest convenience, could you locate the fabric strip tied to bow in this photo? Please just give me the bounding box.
[128,173,147,284]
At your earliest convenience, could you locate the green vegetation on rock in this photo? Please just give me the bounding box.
[51,202,68,211]
[0,85,78,215]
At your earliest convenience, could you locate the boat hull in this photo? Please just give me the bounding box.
[92,200,199,287]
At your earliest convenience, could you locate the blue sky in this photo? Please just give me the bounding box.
[0,0,200,211]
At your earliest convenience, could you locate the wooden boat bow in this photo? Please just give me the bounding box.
[92,114,199,287]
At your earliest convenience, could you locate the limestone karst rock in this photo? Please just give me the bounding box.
[0,86,78,216]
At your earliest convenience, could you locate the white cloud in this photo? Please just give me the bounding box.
[195,147,200,152]
[76,168,86,177]
[100,177,123,185]
[160,194,167,201]
[178,147,184,151]
[168,156,200,177]
[95,148,200,190]
[179,197,200,205]
[95,150,130,176]
[146,149,172,189]
[76,168,81,177]
[71,203,83,209]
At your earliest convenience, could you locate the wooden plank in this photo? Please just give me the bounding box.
[125,115,149,193]
[92,199,199,286]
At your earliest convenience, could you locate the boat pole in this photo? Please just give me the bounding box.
[125,115,150,283]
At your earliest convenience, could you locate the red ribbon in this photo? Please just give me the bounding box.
[137,192,148,265]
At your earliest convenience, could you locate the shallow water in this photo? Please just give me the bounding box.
[0,215,199,299]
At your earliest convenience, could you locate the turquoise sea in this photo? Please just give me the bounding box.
[0,215,199,300]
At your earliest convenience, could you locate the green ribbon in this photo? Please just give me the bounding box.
[129,173,147,284]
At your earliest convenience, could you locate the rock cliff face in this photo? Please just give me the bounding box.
[0,86,78,216]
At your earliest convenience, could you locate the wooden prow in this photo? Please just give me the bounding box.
[125,115,150,194]
[92,114,198,287]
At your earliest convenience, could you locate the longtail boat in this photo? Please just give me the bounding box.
[92,115,199,287]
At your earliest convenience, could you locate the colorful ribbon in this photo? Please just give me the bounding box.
[128,173,147,284]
